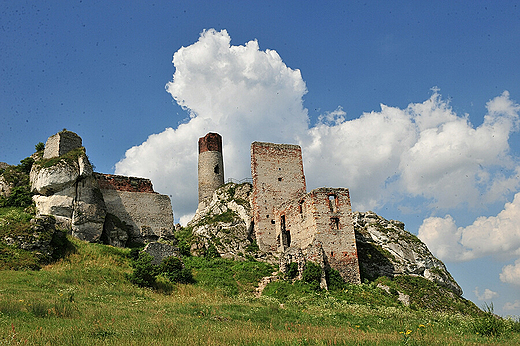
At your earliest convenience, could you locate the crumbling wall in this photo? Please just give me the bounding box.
[198,133,224,207]
[43,130,82,159]
[276,188,361,284]
[251,142,306,252]
[95,173,174,243]
[100,189,174,243]
[95,173,154,193]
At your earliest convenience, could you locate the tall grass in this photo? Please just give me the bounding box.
[0,238,519,345]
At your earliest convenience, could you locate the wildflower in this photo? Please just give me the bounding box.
[418,324,425,328]
[406,330,412,335]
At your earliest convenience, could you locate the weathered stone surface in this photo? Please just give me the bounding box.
[71,176,106,242]
[2,215,64,260]
[143,242,180,265]
[100,189,174,244]
[188,182,275,261]
[33,186,75,218]
[30,160,80,195]
[43,130,82,159]
[354,211,462,295]
[0,175,11,198]
[102,213,130,247]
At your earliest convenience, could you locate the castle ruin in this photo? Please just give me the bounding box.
[196,134,361,284]
[198,133,224,208]
[31,131,174,247]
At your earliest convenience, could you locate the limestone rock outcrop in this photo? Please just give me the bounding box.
[30,147,106,242]
[143,242,180,265]
[2,215,65,262]
[354,211,462,295]
[187,182,272,261]
[28,131,175,247]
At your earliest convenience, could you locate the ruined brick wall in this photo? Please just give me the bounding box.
[95,173,174,242]
[94,173,154,193]
[306,188,360,284]
[251,142,306,252]
[198,133,224,206]
[276,188,360,284]
[100,189,174,242]
[43,131,82,159]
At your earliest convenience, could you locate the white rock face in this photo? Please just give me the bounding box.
[0,176,11,198]
[188,183,265,260]
[30,150,106,242]
[354,211,462,295]
[30,161,79,195]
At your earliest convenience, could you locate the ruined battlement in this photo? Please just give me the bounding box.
[198,133,224,206]
[43,130,82,159]
[94,173,155,193]
[198,132,223,153]
[251,141,306,252]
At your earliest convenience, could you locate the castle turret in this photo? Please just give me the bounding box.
[198,133,224,206]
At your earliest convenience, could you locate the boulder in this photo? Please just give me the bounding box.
[30,160,80,195]
[71,176,107,242]
[143,242,180,265]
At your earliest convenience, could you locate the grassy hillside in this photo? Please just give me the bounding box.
[1,236,519,345]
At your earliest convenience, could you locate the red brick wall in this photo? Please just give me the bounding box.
[251,142,306,251]
[198,133,222,153]
[94,173,155,193]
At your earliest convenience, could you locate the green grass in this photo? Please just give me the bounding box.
[0,238,519,345]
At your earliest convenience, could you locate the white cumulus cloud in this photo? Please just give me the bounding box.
[115,29,520,226]
[115,29,308,221]
[500,259,520,286]
[503,300,520,311]
[419,192,520,262]
[474,287,499,301]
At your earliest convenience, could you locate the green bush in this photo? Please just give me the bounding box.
[204,242,221,259]
[472,303,508,337]
[35,142,45,152]
[160,256,194,284]
[325,267,346,290]
[285,262,298,280]
[126,252,159,288]
[302,261,322,285]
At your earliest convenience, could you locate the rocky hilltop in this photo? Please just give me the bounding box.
[184,182,463,295]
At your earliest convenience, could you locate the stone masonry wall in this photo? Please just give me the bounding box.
[306,188,360,284]
[251,142,306,252]
[198,133,224,206]
[100,189,174,242]
[94,173,154,193]
[43,131,82,159]
[276,188,360,284]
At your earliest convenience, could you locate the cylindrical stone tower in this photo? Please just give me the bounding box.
[198,132,224,206]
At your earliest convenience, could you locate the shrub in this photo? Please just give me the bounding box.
[285,262,298,280]
[2,185,33,208]
[302,261,322,290]
[126,252,159,288]
[204,242,221,259]
[472,303,508,337]
[160,256,194,284]
[325,267,346,290]
[35,142,45,152]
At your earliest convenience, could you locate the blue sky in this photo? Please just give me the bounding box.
[2,1,520,316]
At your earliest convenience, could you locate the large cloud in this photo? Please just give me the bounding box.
[418,192,520,262]
[115,29,308,223]
[115,29,520,227]
[500,259,520,286]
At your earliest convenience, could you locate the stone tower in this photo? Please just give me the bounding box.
[198,133,224,206]
[43,130,83,159]
[250,142,306,252]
